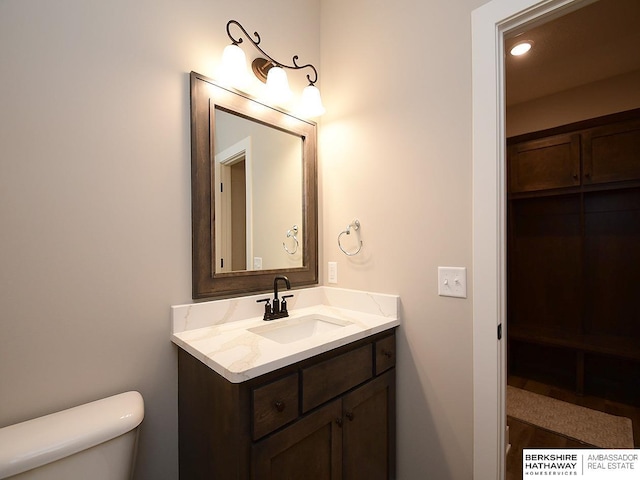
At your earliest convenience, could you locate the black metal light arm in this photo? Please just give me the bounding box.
[226,19,318,86]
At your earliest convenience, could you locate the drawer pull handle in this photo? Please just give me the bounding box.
[381,350,393,359]
[346,411,354,421]
[274,400,285,412]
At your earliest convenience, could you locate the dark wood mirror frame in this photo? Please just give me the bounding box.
[190,71,318,299]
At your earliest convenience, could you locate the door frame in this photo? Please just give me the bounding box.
[471,0,590,478]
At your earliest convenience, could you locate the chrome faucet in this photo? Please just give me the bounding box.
[256,275,293,321]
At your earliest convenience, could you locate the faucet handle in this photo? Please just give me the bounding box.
[281,294,294,314]
[256,298,272,319]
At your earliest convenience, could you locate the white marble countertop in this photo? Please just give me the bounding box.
[171,287,400,383]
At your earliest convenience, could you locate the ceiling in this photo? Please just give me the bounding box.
[505,0,640,106]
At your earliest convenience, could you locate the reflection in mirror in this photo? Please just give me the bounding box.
[190,71,318,299]
[214,109,303,273]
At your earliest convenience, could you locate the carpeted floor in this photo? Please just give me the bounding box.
[506,385,634,448]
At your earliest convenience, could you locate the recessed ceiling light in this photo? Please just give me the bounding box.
[510,41,533,56]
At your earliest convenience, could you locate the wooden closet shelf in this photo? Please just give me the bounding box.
[509,326,640,362]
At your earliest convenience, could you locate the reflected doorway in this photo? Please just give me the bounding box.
[215,136,252,273]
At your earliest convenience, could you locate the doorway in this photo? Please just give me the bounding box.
[503,1,640,472]
[472,1,607,479]
[474,0,640,478]
[214,136,253,273]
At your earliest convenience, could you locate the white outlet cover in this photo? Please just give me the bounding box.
[438,266,467,298]
[328,261,338,284]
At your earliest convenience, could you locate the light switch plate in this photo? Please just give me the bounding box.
[438,266,467,298]
[328,261,338,284]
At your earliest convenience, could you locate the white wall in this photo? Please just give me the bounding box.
[0,1,319,479]
[320,0,489,478]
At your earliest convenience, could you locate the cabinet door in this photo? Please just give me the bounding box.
[509,134,581,193]
[252,399,343,479]
[583,119,640,185]
[343,370,396,480]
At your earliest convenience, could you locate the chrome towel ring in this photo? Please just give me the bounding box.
[283,224,299,255]
[338,219,363,256]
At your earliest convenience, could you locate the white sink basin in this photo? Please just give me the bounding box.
[249,315,353,344]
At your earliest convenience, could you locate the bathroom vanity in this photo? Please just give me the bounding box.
[171,287,399,479]
[184,73,399,477]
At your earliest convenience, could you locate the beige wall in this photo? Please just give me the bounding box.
[0,0,495,478]
[320,0,489,478]
[507,69,640,137]
[0,1,319,479]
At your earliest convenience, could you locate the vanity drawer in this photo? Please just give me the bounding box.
[375,334,396,374]
[252,373,299,440]
[301,344,372,412]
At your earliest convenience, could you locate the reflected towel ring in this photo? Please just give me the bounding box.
[338,219,363,256]
[283,225,299,255]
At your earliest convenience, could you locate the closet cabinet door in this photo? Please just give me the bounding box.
[509,195,583,333]
[509,134,581,193]
[583,119,640,185]
[583,188,640,339]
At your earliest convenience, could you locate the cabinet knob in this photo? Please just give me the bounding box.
[274,400,285,412]
[346,411,354,421]
[335,417,343,427]
[382,349,393,359]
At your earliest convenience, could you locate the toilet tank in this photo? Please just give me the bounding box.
[0,391,144,480]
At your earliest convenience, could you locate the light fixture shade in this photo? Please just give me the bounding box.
[301,85,326,117]
[265,66,292,104]
[220,43,249,88]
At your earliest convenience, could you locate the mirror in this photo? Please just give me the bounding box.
[190,71,318,298]
[214,109,303,272]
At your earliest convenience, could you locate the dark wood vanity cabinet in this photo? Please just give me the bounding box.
[253,372,394,480]
[178,330,396,479]
[507,109,640,405]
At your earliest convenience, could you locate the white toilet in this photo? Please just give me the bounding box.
[0,391,144,480]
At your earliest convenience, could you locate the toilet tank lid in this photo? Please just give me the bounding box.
[0,391,144,479]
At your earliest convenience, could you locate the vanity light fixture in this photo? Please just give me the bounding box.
[510,40,533,56]
[221,20,325,116]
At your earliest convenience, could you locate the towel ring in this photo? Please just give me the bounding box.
[283,225,299,255]
[338,219,363,256]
